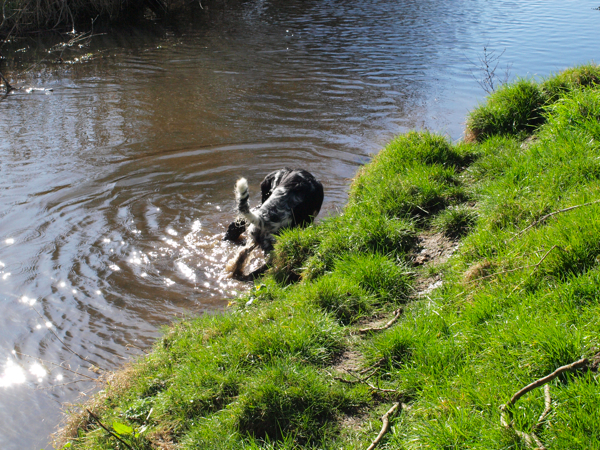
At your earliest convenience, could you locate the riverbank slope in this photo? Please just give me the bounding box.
[57,64,600,449]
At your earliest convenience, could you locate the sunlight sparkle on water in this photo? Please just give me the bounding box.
[29,363,46,381]
[5,238,15,245]
[176,261,196,282]
[0,359,26,387]
[20,296,36,306]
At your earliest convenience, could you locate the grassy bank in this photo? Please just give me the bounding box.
[57,64,600,449]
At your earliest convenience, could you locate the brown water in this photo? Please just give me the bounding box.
[0,0,598,448]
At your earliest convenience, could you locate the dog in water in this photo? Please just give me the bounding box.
[224,168,324,278]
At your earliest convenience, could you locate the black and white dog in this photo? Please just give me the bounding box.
[224,168,324,278]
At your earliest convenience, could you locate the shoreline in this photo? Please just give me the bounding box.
[56,63,600,449]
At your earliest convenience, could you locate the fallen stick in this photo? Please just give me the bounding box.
[500,357,589,449]
[503,357,587,410]
[514,199,600,239]
[366,402,401,450]
[359,309,403,334]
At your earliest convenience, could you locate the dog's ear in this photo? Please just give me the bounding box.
[223,218,247,241]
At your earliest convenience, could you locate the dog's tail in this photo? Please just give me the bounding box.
[235,178,260,225]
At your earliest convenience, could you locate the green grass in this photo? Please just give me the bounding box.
[58,64,600,450]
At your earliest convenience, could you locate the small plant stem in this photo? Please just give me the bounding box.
[13,351,98,381]
[35,379,90,390]
[514,199,600,239]
[359,309,403,334]
[510,245,566,293]
[87,409,133,450]
[366,402,401,450]
[467,245,565,288]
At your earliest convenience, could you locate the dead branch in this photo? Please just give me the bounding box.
[334,367,379,385]
[504,358,588,409]
[359,309,403,334]
[466,46,511,94]
[366,402,401,450]
[364,380,399,393]
[514,199,600,239]
[359,357,386,375]
[500,357,589,449]
[87,409,133,449]
[533,385,552,432]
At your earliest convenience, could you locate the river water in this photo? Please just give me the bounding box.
[0,0,598,448]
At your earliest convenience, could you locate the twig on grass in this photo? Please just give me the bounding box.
[534,385,552,432]
[359,357,386,375]
[500,357,589,449]
[510,245,566,294]
[513,199,600,239]
[87,409,133,450]
[365,402,401,450]
[334,367,378,385]
[359,309,403,334]
[504,357,588,409]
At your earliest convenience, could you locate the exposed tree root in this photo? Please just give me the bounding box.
[358,309,403,334]
[365,402,401,450]
[500,357,590,449]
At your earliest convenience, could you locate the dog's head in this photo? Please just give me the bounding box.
[223,218,247,241]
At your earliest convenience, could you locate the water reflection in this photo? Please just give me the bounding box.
[0,0,599,448]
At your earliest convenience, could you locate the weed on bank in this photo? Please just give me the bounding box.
[59,64,600,449]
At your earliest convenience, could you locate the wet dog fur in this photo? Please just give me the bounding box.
[224,168,324,278]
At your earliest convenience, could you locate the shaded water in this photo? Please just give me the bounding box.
[0,0,598,447]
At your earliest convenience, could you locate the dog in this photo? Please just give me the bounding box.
[224,168,324,278]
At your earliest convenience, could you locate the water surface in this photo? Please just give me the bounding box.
[0,1,598,448]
